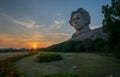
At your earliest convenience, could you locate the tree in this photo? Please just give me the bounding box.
[102,0,120,45]
[75,41,84,52]
[62,40,76,52]
[81,38,93,52]
[93,38,105,51]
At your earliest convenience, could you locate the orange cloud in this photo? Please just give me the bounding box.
[27,41,55,48]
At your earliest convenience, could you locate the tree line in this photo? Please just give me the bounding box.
[39,38,111,53]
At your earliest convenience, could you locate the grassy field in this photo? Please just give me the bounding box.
[14,52,120,77]
[0,52,29,60]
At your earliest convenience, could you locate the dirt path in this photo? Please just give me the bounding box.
[14,53,61,77]
[14,52,120,77]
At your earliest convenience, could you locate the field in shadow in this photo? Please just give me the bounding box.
[14,52,120,77]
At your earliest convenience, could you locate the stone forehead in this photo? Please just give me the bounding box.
[76,8,90,25]
[72,13,83,18]
[70,8,90,25]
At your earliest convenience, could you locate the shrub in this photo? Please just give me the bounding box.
[37,53,63,63]
[0,52,38,77]
[0,61,21,77]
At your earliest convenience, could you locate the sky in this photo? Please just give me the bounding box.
[0,0,111,48]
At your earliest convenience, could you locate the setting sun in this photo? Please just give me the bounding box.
[29,41,54,49]
[33,42,37,49]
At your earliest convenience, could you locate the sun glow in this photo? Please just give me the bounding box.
[29,41,55,49]
[33,42,37,50]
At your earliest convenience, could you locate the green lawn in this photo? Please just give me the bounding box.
[14,52,120,77]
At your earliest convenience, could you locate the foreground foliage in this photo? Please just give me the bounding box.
[102,0,120,58]
[0,52,38,77]
[102,0,120,44]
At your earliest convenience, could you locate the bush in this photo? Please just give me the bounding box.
[37,53,63,63]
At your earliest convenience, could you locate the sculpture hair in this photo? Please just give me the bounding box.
[69,8,90,26]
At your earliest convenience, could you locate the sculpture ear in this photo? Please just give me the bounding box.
[78,8,90,25]
[84,14,90,25]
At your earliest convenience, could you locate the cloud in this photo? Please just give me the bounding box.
[0,13,71,48]
[0,34,28,48]
[42,32,70,43]
[89,25,102,30]
[0,33,47,48]
[54,20,64,28]
[55,20,64,25]
[55,20,61,25]
[0,13,41,29]
[13,19,40,28]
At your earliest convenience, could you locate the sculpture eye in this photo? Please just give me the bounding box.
[72,18,75,21]
[76,17,80,20]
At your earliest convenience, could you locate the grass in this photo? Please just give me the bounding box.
[36,73,78,77]
[0,52,29,60]
[14,52,120,77]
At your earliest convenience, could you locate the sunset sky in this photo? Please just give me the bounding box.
[0,0,111,48]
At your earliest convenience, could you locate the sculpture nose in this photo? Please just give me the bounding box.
[74,22,77,25]
[74,20,78,25]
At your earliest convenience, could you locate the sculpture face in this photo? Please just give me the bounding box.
[71,13,85,30]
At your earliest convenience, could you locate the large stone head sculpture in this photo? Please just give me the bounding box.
[69,8,90,31]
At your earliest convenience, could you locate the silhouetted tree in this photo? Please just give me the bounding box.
[102,0,120,45]
[62,40,76,52]
[81,38,93,52]
[75,41,84,52]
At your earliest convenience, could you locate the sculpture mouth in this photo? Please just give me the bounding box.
[75,26,81,30]
[75,24,82,28]
[74,24,79,27]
